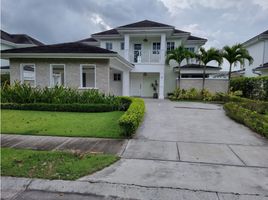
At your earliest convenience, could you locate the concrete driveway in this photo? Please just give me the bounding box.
[80,99,268,199]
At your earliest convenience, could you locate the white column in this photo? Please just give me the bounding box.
[159,71,164,99]
[122,71,130,96]
[160,33,166,64]
[124,34,130,61]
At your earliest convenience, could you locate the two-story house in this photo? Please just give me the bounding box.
[1,30,43,74]
[1,20,224,98]
[242,30,268,76]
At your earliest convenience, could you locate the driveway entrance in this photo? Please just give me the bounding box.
[81,100,268,199]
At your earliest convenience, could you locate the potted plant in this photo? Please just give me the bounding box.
[151,80,158,99]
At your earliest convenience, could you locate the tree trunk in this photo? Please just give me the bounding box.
[228,63,232,93]
[202,65,206,91]
[178,70,181,89]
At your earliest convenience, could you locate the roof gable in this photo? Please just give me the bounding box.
[117,20,173,29]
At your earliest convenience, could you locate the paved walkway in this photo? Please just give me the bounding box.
[2,100,268,199]
[1,134,126,155]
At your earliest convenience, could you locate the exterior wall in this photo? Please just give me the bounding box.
[130,72,159,97]
[142,73,159,97]
[179,79,228,93]
[1,43,13,67]
[109,69,122,96]
[164,65,177,96]
[244,40,267,77]
[9,58,110,93]
[259,68,268,76]
[100,39,124,57]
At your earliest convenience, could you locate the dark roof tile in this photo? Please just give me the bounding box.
[1,30,44,45]
[92,29,119,36]
[174,29,189,34]
[118,20,173,28]
[77,37,98,42]
[187,35,207,41]
[1,42,116,54]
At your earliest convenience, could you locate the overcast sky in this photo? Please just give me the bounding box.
[1,0,268,48]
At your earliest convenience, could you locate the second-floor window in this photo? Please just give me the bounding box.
[152,42,161,54]
[185,47,195,53]
[167,42,175,51]
[120,42,124,50]
[106,42,113,50]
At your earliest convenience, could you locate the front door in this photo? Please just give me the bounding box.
[130,73,142,96]
[134,44,142,63]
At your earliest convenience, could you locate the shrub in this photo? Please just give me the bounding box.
[118,98,145,137]
[230,76,268,100]
[0,82,121,106]
[224,102,268,138]
[1,103,116,112]
[1,74,10,87]
[170,88,216,101]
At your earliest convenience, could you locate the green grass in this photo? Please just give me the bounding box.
[1,110,124,138]
[1,148,119,180]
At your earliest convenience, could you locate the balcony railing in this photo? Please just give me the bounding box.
[129,50,164,64]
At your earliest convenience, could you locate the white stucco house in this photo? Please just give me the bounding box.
[1,20,226,98]
[0,30,43,74]
[242,30,268,77]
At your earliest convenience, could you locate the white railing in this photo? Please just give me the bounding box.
[129,50,164,64]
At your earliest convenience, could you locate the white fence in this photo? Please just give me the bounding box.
[178,78,228,93]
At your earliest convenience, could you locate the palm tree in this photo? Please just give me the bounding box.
[166,45,194,88]
[195,47,223,91]
[222,44,253,93]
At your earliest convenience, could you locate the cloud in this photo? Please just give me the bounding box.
[252,0,268,9]
[90,14,111,31]
[1,0,267,53]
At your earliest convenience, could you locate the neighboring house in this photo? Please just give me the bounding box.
[0,30,43,74]
[1,20,226,98]
[254,62,268,76]
[243,30,268,77]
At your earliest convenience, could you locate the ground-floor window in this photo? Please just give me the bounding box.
[50,64,65,87]
[80,64,96,88]
[20,64,36,87]
[113,73,121,81]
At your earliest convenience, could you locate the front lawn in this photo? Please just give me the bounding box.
[1,110,124,138]
[1,148,119,180]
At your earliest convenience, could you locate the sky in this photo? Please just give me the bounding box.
[1,0,268,47]
[1,0,268,58]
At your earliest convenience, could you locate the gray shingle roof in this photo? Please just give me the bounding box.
[117,20,173,28]
[1,30,44,45]
[187,35,207,41]
[92,29,119,36]
[1,42,116,54]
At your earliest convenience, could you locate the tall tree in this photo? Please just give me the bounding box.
[222,44,253,93]
[195,47,223,91]
[166,45,194,88]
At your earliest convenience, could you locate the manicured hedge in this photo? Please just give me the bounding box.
[1,103,116,112]
[118,97,145,137]
[224,102,268,138]
[230,76,268,100]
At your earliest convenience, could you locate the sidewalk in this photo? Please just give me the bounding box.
[1,134,127,155]
[3,176,267,200]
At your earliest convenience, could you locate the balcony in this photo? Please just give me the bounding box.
[128,50,165,64]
